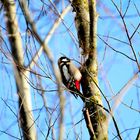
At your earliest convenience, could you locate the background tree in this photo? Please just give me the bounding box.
[0,0,139,140]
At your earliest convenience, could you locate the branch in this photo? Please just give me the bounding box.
[26,5,71,70]
[19,0,65,140]
[111,0,140,70]
[136,129,140,140]
[79,0,108,139]
[108,71,139,122]
[83,108,96,139]
[98,35,136,62]
[1,0,37,139]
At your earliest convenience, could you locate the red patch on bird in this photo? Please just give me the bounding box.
[75,80,80,90]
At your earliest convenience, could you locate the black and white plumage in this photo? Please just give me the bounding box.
[58,57,82,98]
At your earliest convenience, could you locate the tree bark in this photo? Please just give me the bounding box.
[1,0,36,139]
[72,0,108,139]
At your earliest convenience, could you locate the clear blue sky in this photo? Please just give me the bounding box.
[0,0,139,139]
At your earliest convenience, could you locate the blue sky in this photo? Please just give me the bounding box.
[0,0,140,139]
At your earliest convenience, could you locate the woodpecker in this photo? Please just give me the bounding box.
[58,57,82,98]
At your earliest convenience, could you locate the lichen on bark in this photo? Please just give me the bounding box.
[71,0,108,139]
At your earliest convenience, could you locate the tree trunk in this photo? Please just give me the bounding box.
[72,0,108,139]
[1,0,36,139]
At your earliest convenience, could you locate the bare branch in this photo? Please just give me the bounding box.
[111,0,140,70]
[130,23,140,39]
[123,0,131,18]
[136,129,140,140]
[1,0,37,139]
[109,71,139,122]
[19,1,65,140]
[98,35,136,62]
[83,108,96,139]
[27,5,72,70]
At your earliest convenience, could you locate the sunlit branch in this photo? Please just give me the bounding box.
[27,5,72,70]
[48,0,78,46]
[109,71,139,122]
[19,1,65,140]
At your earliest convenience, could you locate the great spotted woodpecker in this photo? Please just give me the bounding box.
[58,57,82,98]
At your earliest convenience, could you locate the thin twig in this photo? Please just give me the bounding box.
[98,35,136,62]
[123,0,131,18]
[111,0,140,70]
[130,23,140,39]
[26,5,71,70]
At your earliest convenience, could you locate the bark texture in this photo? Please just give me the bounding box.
[1,0,36,139]
[72,0,89,56]
[72,0,108,139]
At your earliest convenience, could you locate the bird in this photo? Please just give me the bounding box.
[58,56,82,98]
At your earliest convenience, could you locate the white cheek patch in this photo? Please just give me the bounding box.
[62,58,69,62]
